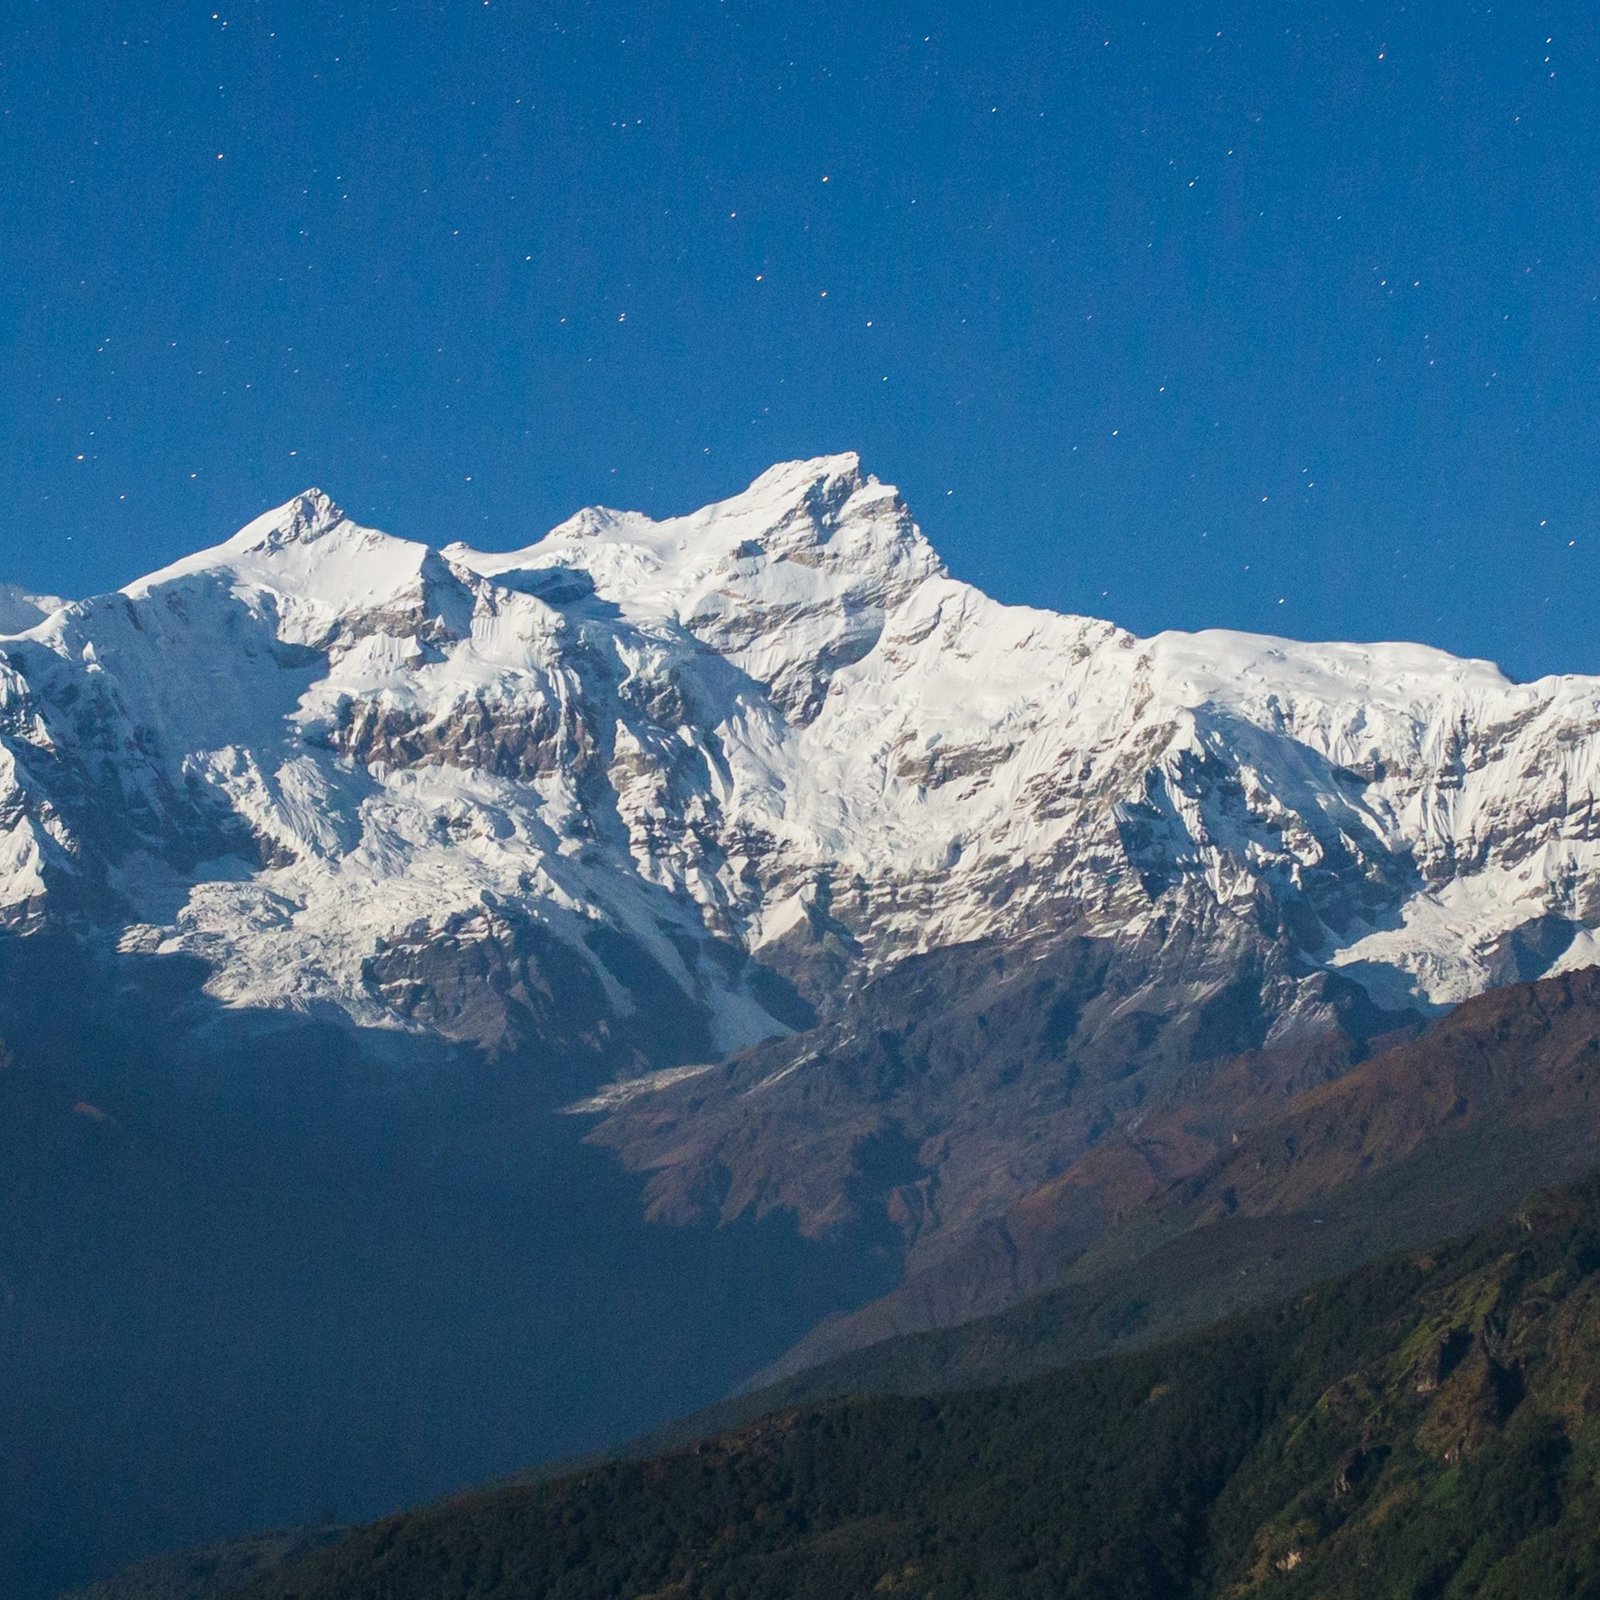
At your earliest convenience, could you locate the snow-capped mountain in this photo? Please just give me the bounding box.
[3,454,1597,1060]
[9,449,1600,1408]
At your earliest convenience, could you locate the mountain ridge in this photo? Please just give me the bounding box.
[6,452,1600,1298]
[5,453,1597,1029]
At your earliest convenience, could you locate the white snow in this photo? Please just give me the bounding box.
[2,454,1599,1039]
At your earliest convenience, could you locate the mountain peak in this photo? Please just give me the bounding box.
[693,452,899,554]
[457,453,941,617]
[736,449,865,503]
[236,487,349,552]
[120,489,432,617]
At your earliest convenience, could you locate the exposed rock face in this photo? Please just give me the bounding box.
[5,454,1600,1290]
[361,901,727,1083]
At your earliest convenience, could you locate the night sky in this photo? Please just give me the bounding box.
[3,2,1598,680]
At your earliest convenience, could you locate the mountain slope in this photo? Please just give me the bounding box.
[757,966,1600,1374]
[127,1170,1600,1600]
[61,969,1600,1600]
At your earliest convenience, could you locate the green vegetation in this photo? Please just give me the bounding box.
[224,1174,1600,1599]
[66,1530,346,1600]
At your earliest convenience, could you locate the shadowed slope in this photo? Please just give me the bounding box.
[149,1175,1600,1600]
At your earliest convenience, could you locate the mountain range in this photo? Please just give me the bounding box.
[9,454,1600,1594]
[9,453,1600,1027]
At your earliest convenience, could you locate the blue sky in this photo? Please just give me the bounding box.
[2,1,1597,678]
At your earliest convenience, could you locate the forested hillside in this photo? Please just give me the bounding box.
[216,1172,1600,1599]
